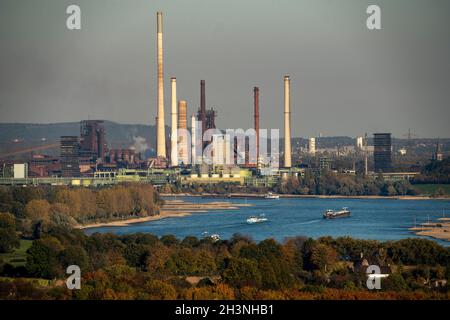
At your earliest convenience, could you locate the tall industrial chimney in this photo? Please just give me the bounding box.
[170,77,177,166]
[254,87,260,165]
[284,76,292,168]
[191,114,196,165]
[178,100,188,164]
[200,80,206,145]
[156,12,166,158]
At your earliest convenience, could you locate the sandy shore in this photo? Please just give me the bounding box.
[160,193,447,200]
[409,217,450,242]
[76,199,250,230]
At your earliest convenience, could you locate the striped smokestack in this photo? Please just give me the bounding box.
[156,12,166,158]
[178,100,188,164]
[284,76,292,168]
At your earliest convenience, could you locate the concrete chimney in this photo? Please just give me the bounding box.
[284,76,292,168]
[191,114,196,165]
[200,80,206,147]
[254,87,260,165]
[178,100,188,164]
[170,77,177,166]
[156,12,166,158]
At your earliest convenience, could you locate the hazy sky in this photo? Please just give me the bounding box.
[1,0,449,138]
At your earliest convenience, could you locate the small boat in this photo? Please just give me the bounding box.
[202,231,221,242]
[323,207,351,219]
[209,234,221,242]
[264,192,279,199]
[247,214,268,224]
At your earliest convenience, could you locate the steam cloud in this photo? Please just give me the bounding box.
[130,136,149,154]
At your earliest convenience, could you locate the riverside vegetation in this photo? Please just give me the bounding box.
[161,157,450,197]
[0,184,449,300]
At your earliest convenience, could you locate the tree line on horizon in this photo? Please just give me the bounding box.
[164,157,450,196]
[412,157,450,184]
[164,170,419,196]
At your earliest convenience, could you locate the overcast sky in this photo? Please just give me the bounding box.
[0,0,449,138]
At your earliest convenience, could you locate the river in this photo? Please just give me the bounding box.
[84,197,450,246]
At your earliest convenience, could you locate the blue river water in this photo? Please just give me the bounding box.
[84,197,450,246]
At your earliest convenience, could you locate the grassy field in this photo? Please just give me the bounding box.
[0,239,32,267]
[0,276,52,286]
[413,184,450,196]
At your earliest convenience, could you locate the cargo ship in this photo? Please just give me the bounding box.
[323,207,351,219]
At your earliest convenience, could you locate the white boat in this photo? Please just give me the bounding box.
[202,231,221,242]
[209,234,221,242]
[264,192,279,199]
[246,214,268,224]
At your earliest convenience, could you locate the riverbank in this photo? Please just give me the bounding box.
[159,193,448,200]
[409,217,450,242]
[76,199,250,229]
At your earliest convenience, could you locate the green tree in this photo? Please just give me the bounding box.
[258,256,279,289]
[0,213,19,253]
[382,272,408,291]
[222,258,262,288]
[26,237,64,279]
[0,228,20,253]
[310,243,337,272]
[0,188,13,213]
[59,245,90,272]
[0,212,16,229]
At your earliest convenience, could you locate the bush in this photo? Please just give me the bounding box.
[0,213,19,253]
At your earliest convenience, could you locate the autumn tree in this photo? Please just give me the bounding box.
[144,279,177,299]
[310,243,337,272]
[24,199,51,222]
[222,257,262,288]
[0,212,20,253]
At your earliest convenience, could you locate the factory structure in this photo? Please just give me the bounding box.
[0,11,431,187]
[150,11,293,175]
[373,133,393,173]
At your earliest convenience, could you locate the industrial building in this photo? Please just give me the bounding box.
[196,80,217,152]
[0,163,28,179]
[0,12,329,186]
[60,136,80,177]
[178,100,189,165]
[374,133,392,173]
[308,138,316,155]
[79,120,107,162]
[1,10,438,193]
[356,136,364,150]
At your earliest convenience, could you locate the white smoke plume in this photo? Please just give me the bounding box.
[130,136,149,154]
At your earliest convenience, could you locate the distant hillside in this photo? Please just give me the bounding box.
[1,122,448,160]
[0,121,162,158]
